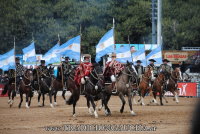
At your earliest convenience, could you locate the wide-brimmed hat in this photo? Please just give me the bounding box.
[149,59,156,62]
[41,60,45,64]
[64,57,70,60]
[111,53,116,57]
[163,59,170,62]
[15,57,20,61]
[84,54,90,58]
[136,60,142,63]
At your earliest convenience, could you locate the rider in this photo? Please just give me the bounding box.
[147,59,158,87]
[74,54,93,87]
[134,60,144,82]
[58,57,72,90]
[103,53,124,92]
[159,59,172,91]
[37,60,48,92]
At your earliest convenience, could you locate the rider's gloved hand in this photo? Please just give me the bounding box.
[84,76,89,80]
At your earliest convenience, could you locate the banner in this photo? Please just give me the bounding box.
[165,82,197,97]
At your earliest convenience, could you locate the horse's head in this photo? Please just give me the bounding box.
[47,66,55,77]
[91,63,105,91]
[172,67,182,81]
[24,69,33,81]
[124,61,137,83]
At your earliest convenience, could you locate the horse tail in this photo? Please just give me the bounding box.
[1,84,8,95]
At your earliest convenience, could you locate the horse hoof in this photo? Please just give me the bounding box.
[38,103,42,107]
[176,101,179,104]
[50,104,54,108]
[142,103,146,106]
[54,102,58,106]
[166,101,169,103]
[8,100,11,104]
[73,114,76,117]
[26,106,30,109]
[131,111,136,116]
[94,111,98,118]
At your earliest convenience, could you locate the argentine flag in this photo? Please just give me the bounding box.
[116,46,132,63]
[22,42,36,63]
[95,29,114,62]
[132,49,147,67]
[146,45,162,66]
[43,43,60,65]
[0,49,15,71]
[56,36,80,61]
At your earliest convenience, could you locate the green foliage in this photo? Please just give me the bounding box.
[0,0,199,56]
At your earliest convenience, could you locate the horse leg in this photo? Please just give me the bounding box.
[18,93,23,108]
[128,94,136,116]
[54,91,58,105]
[87,96,93,115]
[72,99,77,117]
[119,93,126,113]
[29,96,32,107]
[25,93,30,108]
[38,93,42,106]
[159,91,163,106]
[49,90,54,108]
[8,88,11,104]
[90,96,98,118]
[172,90,179,103]
[10,89,15,107]
[42,93,45,107]
[162,90,168,103]
[62,90,67,103]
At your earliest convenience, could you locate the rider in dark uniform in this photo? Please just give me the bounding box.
[58,57,72,90]
[147,59,158,87]
[37,60,48,92]
[134,60,144,82]
[158,59,172,91]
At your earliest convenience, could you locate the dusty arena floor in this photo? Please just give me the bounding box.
[0,94,199,134]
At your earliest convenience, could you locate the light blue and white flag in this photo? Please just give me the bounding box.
[43,43,60,65]
[56,36,80,61]
[132,49,147,67]
[146,45,162,66]
[0,49,15,71]
[95,29,114,62]
[22,42,36,63]
[116,46,132,63]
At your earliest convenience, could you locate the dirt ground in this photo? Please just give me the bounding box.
[0,94,199,134]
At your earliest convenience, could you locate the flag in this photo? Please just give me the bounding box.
[146,45,162,66]
[95,29,114,62]
[56,36,80,61]
[116,45,132,63]
[0,49,15,71]
[43,43,60,65]
[22,42,36,63]
[132,49,147,67]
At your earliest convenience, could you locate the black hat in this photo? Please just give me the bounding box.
[41,60,45,64]
[15,57,20,61]
[65,57,70,60]
[149,59,156,62]
[163,59,170,62]
[136,60,142,63]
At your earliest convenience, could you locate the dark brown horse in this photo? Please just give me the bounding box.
[163,67,182,104]
[18,69,34,108]
[137,67,153,105]
[149,72,166,105]
[1,77,16,107]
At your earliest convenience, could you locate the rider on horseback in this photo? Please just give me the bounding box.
[134,60,144,82]
[58,57,72,90]
[8,57,25,93]
[158,59,172,91]
[74,54,93,87]
[103,53,124,92]
[37,60,48,93]
[147,59,158,87]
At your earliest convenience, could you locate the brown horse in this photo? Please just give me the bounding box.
[1,78,16,107]
[18,69,34,108]
[103,61,137,116]
[149,72,166,105]
[163,67,182,104]
[137,67,154,105]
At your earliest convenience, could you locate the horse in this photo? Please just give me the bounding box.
[84,63,105,118]
[149,72,166,105]
[103,61,138,116]
[137,67,154,105]
[1,77,16,107]
[162,67,182,104]
[50,66,75,105]
[18,69,34,108]
[32,67,54,108]
[66,67,80,117]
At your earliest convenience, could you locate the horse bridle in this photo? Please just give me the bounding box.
[22,70,32,87]
[88,68,104,89]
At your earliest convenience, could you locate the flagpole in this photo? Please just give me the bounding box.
[80,24,82,63]
[14,36,17,92]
